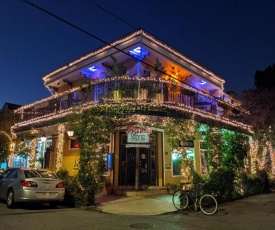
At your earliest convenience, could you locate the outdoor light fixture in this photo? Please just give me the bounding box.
[128,46,150,60]
[40,136,47,142]
[88,66,97,72]
[200,80,207,85]
[67,130,74,137]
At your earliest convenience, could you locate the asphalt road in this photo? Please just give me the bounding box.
[0,192,275,230]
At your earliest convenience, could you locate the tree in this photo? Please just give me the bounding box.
[102,55,127,77]
[242,89,275,146]
[0,134,10,166]
[255,64,275,90]
[242,64,275,173]
[0,106,17,166]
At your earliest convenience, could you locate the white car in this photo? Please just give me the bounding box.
[0,168,65,208]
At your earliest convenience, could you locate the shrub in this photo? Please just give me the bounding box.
[237,170,270,197]
[56,169,84,207]
[192,171,204,184]
[202,168,235,203]
[257,170,270,193]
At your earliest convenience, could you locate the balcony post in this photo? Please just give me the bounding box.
[56,124,65,170]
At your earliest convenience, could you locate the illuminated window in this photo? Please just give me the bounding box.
[69,140,79,149]
[172,151,182,176]
[200,141,209,174]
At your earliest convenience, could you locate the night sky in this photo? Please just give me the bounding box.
[1,0,275,108]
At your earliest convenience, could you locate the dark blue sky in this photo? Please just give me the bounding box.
[1,0,275,107]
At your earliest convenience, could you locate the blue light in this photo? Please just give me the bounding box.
[128,46,150,60]
[200,80,207,85]
[88,66,97,72]
[107,153,113,169]
[131,47,141,54]
[80,65,99,78]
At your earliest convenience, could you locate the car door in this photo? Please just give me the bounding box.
[0,169,12,199]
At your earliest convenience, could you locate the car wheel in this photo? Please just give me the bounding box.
[7,189,16,209]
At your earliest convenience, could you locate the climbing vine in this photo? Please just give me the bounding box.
[164,116,198,149]
[201,125,249,172]
[68,109,119,206]
[164,117,198,182]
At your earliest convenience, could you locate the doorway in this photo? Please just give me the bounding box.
[119,133,158,187]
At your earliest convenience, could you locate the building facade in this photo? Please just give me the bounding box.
[11,29,252,189]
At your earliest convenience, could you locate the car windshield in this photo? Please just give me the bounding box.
[24,170,58,179]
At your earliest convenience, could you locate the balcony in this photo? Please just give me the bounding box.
[14,76,249,131]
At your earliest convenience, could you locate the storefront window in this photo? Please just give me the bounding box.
[172,151,182,176]
[69,140,79,149]
[200,141,209,174]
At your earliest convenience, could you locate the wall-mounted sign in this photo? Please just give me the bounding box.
[179,140,194,147]
[127,133,149,143]
[126,126,151,143]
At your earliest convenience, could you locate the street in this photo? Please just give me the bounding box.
[0,192,275,230]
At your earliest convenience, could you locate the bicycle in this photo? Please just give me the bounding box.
[172,183,218,215]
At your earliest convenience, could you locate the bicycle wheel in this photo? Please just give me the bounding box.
[199,194,218,215]
[172,190,189,210]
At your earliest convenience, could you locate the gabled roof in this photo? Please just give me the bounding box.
[42,28,224,91]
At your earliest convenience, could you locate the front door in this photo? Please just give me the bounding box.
[119,132,158,187]
[139,147,149,185]
[124,147,153,187]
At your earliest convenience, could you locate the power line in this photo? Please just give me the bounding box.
[22,0,197,89]
[86,0,136,29]
[85,1,249,95]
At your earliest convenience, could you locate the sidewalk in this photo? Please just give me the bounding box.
[95,194,176,215]
[94,191,275,216]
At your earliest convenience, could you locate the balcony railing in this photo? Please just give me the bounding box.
[15,77,247,126]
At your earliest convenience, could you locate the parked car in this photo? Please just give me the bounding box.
[0,168,65,208]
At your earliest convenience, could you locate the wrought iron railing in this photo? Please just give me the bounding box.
[14,77,246,125]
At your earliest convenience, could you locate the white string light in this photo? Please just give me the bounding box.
[56,124,65,170]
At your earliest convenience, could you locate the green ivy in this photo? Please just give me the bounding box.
[164,117,198,149]
[201,126,249,172]
[67,109,118,206]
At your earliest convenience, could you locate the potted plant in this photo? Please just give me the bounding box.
[138,79,151,100]
[153,59,165,103]
[102,55,127,100]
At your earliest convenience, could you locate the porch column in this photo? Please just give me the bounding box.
[56,124,65,170]
[135,147,140,190]
[29,137,37,168]
[8,141,15,168]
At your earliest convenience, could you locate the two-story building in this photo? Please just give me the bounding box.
[11,29,252,190]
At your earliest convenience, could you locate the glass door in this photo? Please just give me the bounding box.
[119,132,158,187]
